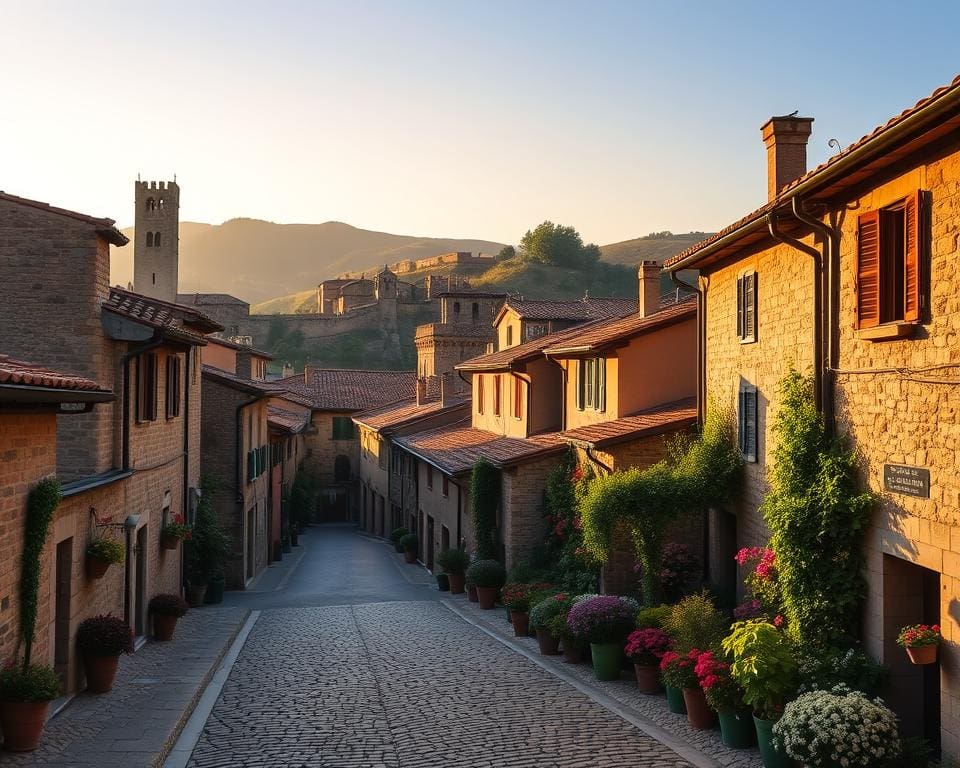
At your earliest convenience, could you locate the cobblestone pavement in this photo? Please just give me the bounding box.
[0,606,249,768]
[186,601,692,768]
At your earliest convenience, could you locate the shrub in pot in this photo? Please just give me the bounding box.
[436,548,470,594]
[501,582,554,637]
[465,560,505,609]
[530,593,569,655]
[634,604,671,630]
[398,533,419,563]
[624,627,672,693]
[435,573,450,591]
[663,591,728,654]
[85,536,124,579]
[186,475,230,605]
[659,651,694,715]
[149,594,189,641]
[390,526,409,553]
[160,513,191,550]
[694,650,754,747]
[0,663,61,751]
[76,614,134,693]
[566,596,635,681]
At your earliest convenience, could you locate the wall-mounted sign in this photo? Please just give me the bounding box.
[883,464,930,498]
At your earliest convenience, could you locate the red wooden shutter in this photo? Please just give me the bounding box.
[856,210,881,329]
[903,190,922,322]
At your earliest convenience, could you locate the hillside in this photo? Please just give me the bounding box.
[109,218,506,304]
[599,232,711,265]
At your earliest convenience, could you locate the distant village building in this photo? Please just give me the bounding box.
[134,180,180,304]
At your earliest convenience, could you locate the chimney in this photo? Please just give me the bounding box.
[761,115,814,201]
[440,372,450,408]
[638,261,661,317]
[281,363,294,379]
[235,351,252,380]
[415,376,427,406]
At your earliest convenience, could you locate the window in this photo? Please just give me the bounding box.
[736,270,757,343]
[472,302,479,321]
[576,358,606,411]
[165,354,182,419]
[146,232,154,247]
[427,464,433,490]
[856,191,923,328]
[332,416,355,440]
[146,197,155,211]
[738,386,758,463]
[154,232,161,248]
[158,197,165,210]
[378,440,387,471]
[477,375,484,415]
[506,325,513,346]
[334,455,351,482]
[442,476,449,497]
[136,353,158,422]
[512,376,522,420]
[525,323,548,341]
[453,301,461,315]
[493,374,501,416]
[391,446,402,476]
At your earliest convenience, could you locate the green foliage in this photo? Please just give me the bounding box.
[390,527,409,544]
[518,221,601,269]
[635,604,672,629]
[148,594,189,617]
[86,536,125,565]
[21,477,61,667]
[290,466,320,529]
[542,454,598,593]
[506,553,553,585]
[663,592,728,653]
[465,559,505,589]
[76,615,134,656]
[398,533,418,551]
[0,663,61,702]
[762,368,873,649]
[186,475,231,584]
[470,459,500,561]
[796,647,886,696]
[580,409,739,605]
[722,620,798,719]
[436,547,470,574]
[529,594,571,633]
[496,245,515,261]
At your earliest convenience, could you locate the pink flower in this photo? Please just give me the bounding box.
[774,615,784,628]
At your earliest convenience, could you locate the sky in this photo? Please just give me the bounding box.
[3,1,960,246]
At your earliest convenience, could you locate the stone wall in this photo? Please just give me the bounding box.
[500,454,563,570]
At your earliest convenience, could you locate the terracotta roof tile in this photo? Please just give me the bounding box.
[456,321,607,372]
[503,296,637,322]
[206,336,274,359]
[0,355,107,393]
[352,395,469,433]
[201,364,272,395]
[561,398,697,448]
[176,293,249,307]
[267,405,310,434]
[104,287,224,342]
[0,191,128,246]
[278,368,416,412]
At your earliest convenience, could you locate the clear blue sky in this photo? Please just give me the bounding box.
[3,1,959,246]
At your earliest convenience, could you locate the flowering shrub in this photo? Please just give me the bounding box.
[161,514,192,541]
[566,596,635,644]
[694,650,744,712]
[530,593,570,633]
[896,623,941,648]
[76,615,134,657]
[542,453,598,594]
[734,546,782,622]
[659,649,700,689]
[772,686,900,767]
[796,647,886,696]
[624,628,672,666]
[149,594,189,617]
[0,662,61,702]
[500,582,554,612]
[465,559,505,588]
[658,542,701,602]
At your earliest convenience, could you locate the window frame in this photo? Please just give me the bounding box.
[576,357,606,412]
[165,354,182,420]
[332,416,356,440]
[426,464,433,491]
[493,374,502,416]
[442,476,449,498]
[512,375,522,420]
[477,375,484,415]
[136,353,158,423]
[738,385,758,463]
[736,270,758,344]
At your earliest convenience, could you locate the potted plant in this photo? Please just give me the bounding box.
[659,650,693,715]
[436,573,450,591]
[149,594,189,641]
[186,477,230,605]
[624,627,672,694]
[722,620,797,768]
[436,548,470,594]
[398,533,419,564]
[896,623,941,665]
[76,614,134,693]
[390,527,409,554]
[0,664,61,751]
[695,650,755,747]
[530,594,569,655]
[205,568,226,605]
[500,582,553,637]
[465,560,505,609]
[160,513,191,550]
[566,596,635,681]
[85,536,124,579]
[772,688,900,767]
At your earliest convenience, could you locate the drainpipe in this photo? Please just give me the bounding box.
[670,272,704,424]
[766,210,824,412]
[585,446,613,475]
[121,336,166,470]
[181,347,192,594]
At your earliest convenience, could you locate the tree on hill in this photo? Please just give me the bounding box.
[497,245,516,261]
[518,221,600,269]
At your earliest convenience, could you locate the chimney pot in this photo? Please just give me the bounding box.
[638,261,661,317]
[761,115,814,201]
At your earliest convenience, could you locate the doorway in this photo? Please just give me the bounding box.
[134,526,148,638]
[54,538,72,688]
[246,505,256,581]
[427,516,435,571]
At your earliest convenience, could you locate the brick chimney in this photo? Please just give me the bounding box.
[638,261,661,317]
[761,115,814,201]
[415,376,427,406]
[440,372,450,407]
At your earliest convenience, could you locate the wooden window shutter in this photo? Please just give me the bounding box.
[736,276,744,338]
[477,375,484,414]
[598,358,606,412]
[741,387,757,462]
[576,361,585,410]
[743,272,756,341]
[856,210,881,329]
[903,190,922,322]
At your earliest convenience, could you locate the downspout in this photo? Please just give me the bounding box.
[766,210,824,412]
[670,272,704,424]
[585,446,613,475]
[181,346,192,594]
[121,335,166,471]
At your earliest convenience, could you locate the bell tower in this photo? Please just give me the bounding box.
[133,179,179,303]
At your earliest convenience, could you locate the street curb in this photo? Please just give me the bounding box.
[160,610,261,768]
[441,599,721,768]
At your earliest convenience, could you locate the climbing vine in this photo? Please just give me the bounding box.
[21,477,61,667]
[543,450,598,593]
[470,458,500,561]
[761,368,873,649]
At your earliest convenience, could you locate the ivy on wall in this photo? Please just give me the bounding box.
[470,458,500,561]
[21,477,61,667]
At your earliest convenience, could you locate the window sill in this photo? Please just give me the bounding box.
[857,322,917,342]
[739,336,757,345]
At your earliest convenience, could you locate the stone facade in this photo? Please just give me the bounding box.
[133,180,179,303]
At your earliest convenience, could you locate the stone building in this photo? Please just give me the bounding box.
[665,73,960,756]
[134,180,180,304]
[414,291,506,377]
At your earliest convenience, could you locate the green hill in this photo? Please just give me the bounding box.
[599,232,711,265]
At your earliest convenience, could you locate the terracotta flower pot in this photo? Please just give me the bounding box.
[448,572,465,594]
[153,613,179,641]
[187,584,207,607]
[510,610,529,637]
[476,586,497,609]
[83,654,120,693]
[161,534,179,551]
[633,663,661,694]
[467,585,478,602]
[683,687,716,729]
[0,700,50,751]
[536,629,561,655]
[403,549,417,564]
[85,556,110,579]
[906,644,938,665]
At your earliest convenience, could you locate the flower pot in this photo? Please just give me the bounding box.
[536,629,561,655]
[448,572,465,594]
[754,714,791,768]
[562,639,584,663]
[633,663,661,694]
[0,700,49,751]
[906,644,938,665]
[85,556,111,579]
[153,613,179,641]
[476,586,497,609]
[393,541,404,553]
[718,709,756,749]
[161,533,179,551]
[467,585,478,602]
[511,611,529,637]
[682,687,716,729]
[204,577,225,604]
[665,683,687,715]
[403,548,417,564]
[505,606,512,623]
[590,642,623,681]
[436,574,450,592]
[83,654,120,693]
[187,584,207,607]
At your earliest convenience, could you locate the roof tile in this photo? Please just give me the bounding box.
[561,399,697,447]
[0,355,106,392]
[278,368,416,411]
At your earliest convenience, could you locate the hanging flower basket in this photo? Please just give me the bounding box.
[160,514,191,551]
[897,624,941,665]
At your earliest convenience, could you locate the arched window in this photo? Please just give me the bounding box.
[334,455,351,482]
[158,197,165,210]
[146,232,154,247]
[146,197,156,211]
[472,302,479,321]
[154,232,161,247]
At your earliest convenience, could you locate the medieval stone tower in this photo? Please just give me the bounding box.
[133,180,179,303]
